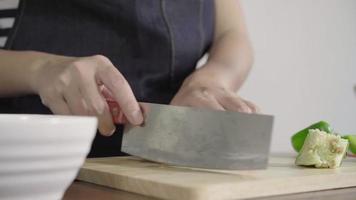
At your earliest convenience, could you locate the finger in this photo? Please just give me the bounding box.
[97,66,143,125]
[44,96,71,115]
[63,86,88,115]
[79,79,116,136]
[184,97,225,111]
[117,111,128,124]
[243,99,261,113]
[218,94,251,113]
[139,102,150,120]
[100,85,114,101]
[195,100,225,111]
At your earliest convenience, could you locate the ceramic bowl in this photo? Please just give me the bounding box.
[0,114,97,200]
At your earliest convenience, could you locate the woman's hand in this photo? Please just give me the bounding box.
[33,54,143,135]
[172,0,258,113]
[171,64,260,113]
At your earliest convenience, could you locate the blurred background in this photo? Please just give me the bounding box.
[239,0,356,153]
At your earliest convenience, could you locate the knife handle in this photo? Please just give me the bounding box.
[107,99,149,127]
[105,98,127,124]
[106,98,120,124]
[101,87,145,125]
[100,86,127,124]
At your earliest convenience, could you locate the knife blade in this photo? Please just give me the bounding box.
[121,102,274,170]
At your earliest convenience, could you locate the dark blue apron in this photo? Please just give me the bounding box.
[1,0,214,157]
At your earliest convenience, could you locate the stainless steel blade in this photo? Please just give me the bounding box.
[122,103,274,170]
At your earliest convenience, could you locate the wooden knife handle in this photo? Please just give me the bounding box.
[106,98,127,124]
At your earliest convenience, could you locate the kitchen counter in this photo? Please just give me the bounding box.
[72,155,356,199]
[63,181,356,200]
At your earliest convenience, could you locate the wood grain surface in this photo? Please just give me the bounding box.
[63,182,356,200]
[76,155,356,200]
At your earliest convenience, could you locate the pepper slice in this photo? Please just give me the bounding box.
[291,121,332,152]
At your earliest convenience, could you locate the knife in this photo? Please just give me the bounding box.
[106,100,274,170]
[115,102,274,170]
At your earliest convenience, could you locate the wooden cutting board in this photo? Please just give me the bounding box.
[77,155,356,200]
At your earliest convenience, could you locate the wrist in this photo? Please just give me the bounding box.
[183,62,235,91]
[29,51,71,94]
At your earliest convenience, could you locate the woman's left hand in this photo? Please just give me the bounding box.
[170,65,260,113]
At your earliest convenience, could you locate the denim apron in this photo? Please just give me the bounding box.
[2,0,214,157]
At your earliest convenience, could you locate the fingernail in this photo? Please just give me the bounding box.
[108,127,116,136]
[102,126,116,137]
[130,109,143,125]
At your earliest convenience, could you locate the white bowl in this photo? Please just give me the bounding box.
[0,114,97,200]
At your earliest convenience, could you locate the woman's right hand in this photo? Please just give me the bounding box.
[32,54,143,136]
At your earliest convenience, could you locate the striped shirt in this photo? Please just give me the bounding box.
[0,0,19,48]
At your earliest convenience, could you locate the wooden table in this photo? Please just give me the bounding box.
[63,181,356,200]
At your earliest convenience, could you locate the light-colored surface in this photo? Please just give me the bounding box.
[0,114,97,200]
[239,0,356,152]
[77,155,356,200]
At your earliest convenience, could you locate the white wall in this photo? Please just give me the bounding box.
[239,0,356,152]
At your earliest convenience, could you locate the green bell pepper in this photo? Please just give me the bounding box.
[342,135,356,154]
[291,121,332,152]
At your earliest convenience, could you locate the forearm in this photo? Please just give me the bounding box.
[205,30,253,91]
[0,50,62,97]
[196,0,253,92]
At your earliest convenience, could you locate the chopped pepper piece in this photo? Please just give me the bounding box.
[291,121,332,152]
[295,129,348,168]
